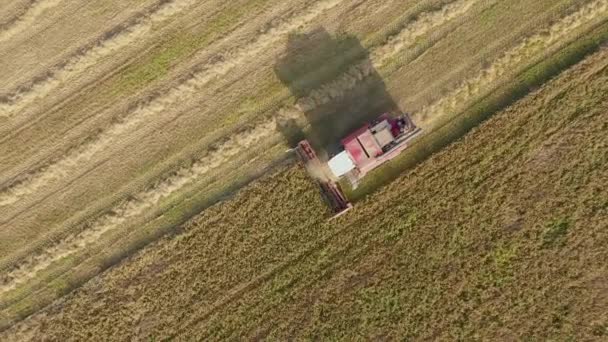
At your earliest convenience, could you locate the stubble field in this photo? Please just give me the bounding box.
[0,0,607,337]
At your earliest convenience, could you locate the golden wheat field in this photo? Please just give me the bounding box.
[0,0,607,339]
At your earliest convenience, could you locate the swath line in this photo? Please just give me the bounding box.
[0,0,345,207]
[0,0,199,118]
[415,0,608,127]
[0,0,62,43]
[0,0,345,296]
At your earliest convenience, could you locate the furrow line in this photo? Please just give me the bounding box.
[0,0,62,43]
[0,0,199,118]
[0,0,345,207]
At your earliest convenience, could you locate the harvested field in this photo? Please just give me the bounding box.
[0,0,607,336]
[2,45,607,340]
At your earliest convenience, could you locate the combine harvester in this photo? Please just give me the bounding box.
[296,112,422,217]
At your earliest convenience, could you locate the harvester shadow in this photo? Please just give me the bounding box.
[274,27,399,158]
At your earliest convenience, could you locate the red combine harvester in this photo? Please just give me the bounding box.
[296,112,421,217]
[328,113,421,188]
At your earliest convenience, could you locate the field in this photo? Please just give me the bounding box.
[0,0,607,337]
[2,44,607,340]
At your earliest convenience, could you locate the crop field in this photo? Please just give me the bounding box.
[2,44,607,340]
[0,0,607,337]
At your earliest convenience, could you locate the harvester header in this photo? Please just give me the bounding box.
[296,140,352,217]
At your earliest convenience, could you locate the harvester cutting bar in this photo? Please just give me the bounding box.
[320,182,352,214]
[296,140,352,216]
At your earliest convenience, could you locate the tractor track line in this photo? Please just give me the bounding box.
[0,0,62,43]
[415,0,608,126]
[0,0,200,118]
[0,156,114,227]
[0,0,345,208]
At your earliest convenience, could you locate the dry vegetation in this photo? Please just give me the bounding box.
[3,46,607,341]
[0,0,607,337]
